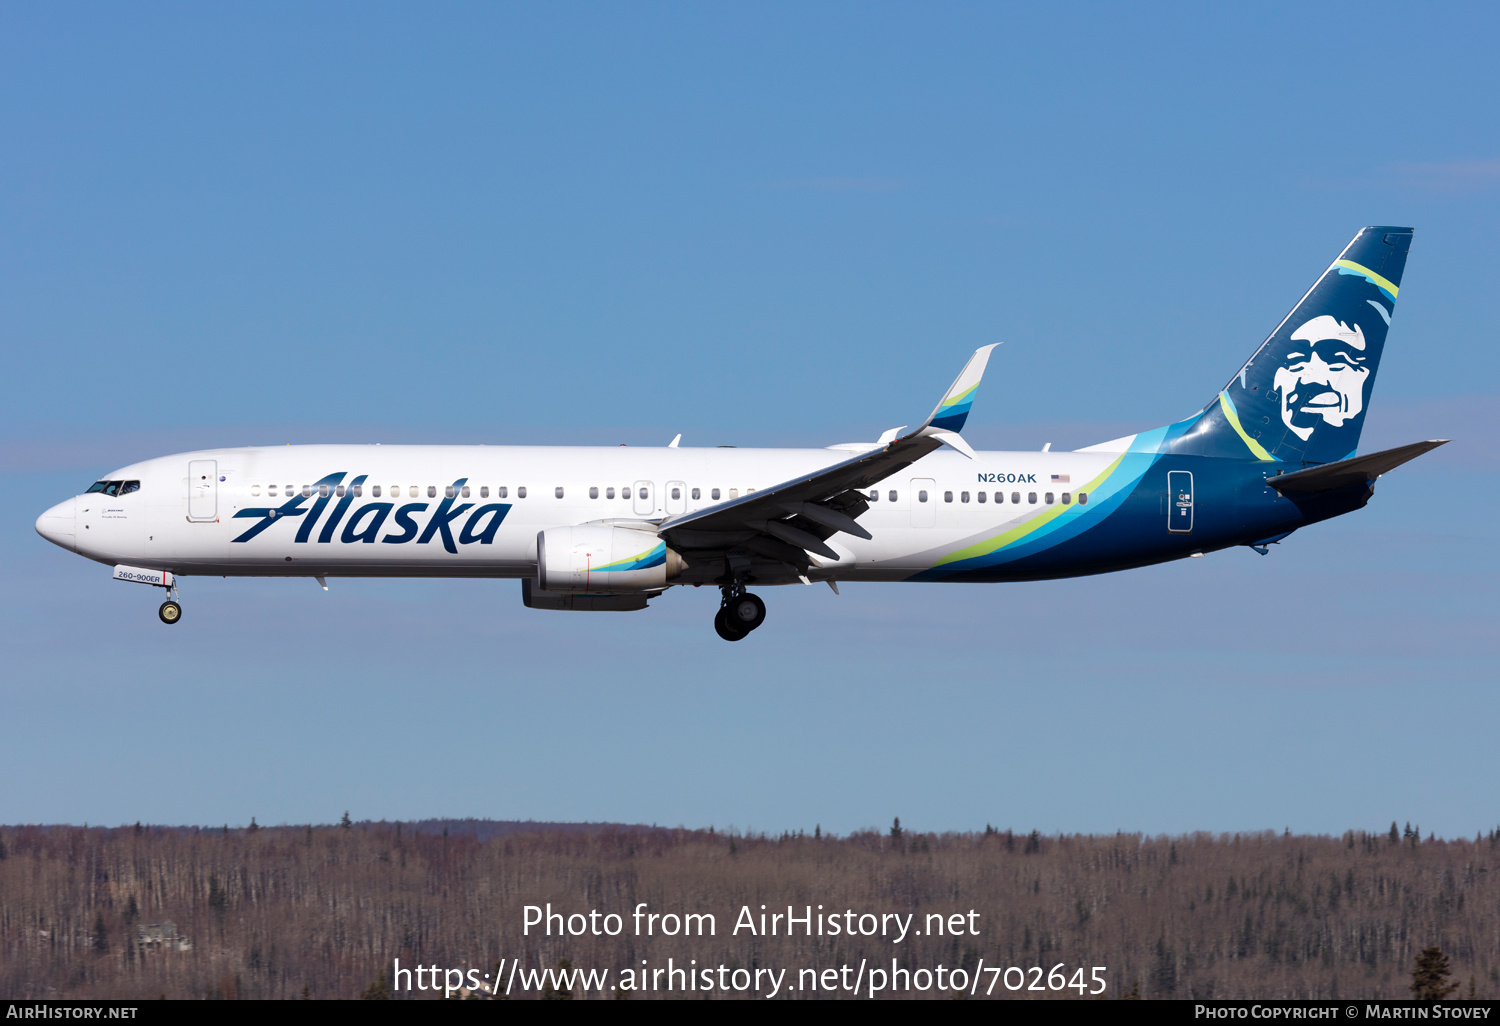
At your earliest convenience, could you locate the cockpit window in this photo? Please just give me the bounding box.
[85,480,138,496]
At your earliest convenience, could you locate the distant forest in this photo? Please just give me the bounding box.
[1,819,1496,1000]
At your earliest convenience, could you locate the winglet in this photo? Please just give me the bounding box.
[921,344,998,435]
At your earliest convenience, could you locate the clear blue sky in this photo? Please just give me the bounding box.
[3,2,1497,837]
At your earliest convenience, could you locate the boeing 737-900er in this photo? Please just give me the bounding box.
[37,226,1444,640]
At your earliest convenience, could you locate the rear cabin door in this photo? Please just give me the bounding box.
[632,480,654,517]
[1167,470,1193,533]
[910,477,935,527]
[188,460,217,521]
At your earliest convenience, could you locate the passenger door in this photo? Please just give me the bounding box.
[910,477,935,527]
[188,460,217,521]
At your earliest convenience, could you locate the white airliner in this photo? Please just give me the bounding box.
[36,227,1443,640]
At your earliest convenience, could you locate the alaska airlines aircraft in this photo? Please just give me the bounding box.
[36,227,1443,640]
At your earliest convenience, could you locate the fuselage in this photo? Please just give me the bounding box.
[35,441,1333,587]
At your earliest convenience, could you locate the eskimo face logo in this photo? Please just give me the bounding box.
[1273,315,1370,442]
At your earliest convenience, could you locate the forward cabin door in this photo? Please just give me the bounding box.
[910,477,935,527]
[188,460,217,521]
[1167,470,1193,533]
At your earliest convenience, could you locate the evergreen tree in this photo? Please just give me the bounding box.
[1389,821,1400,844]
[890,817,903,840]
[93,912,108,955]
[541,958,575,1000]
[340,811,353,829]
[1410,946,1460,1000]
[1150,936,1177,996]
[208,876,228,921]
[360,970,391,999]
[124,895,139,926]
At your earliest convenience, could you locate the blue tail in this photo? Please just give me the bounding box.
[1164,226,1412,465]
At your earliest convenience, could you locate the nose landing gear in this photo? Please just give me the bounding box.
[714,587,766,641]
[155,579,184,626]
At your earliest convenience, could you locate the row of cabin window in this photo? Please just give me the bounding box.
[870,488,1088,506]
[247,484,755,502]
[943,489,1086,505]
[252,484,505,500]
[585,486,751,501]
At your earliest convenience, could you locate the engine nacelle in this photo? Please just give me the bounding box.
[536,526,686,595]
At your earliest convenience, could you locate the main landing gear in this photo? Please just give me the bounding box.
[714,587,766,642]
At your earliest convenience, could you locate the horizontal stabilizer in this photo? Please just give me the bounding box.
[1268,440,1447,494]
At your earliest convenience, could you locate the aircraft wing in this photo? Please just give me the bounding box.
[658,345,997,567]
[1267,439,1448,494]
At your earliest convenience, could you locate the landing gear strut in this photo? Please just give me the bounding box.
[714,586,766,641]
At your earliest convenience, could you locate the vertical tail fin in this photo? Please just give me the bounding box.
[1169,227,1412,465]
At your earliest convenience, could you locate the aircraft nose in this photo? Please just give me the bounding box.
[35,497,76,552]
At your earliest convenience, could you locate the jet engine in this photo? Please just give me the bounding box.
[536,526,686,594]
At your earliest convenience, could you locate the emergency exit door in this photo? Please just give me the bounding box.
[910,478,935,527]
[632,480,654,517]
[1167,470,1193,533]
[188,460,217,521]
